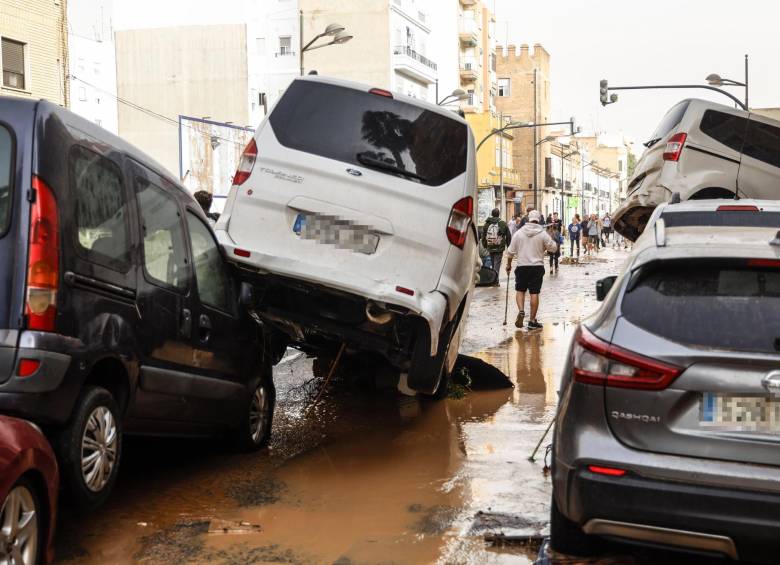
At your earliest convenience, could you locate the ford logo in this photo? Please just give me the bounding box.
[346,168,363,177]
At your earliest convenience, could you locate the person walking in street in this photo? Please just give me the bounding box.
[194,190,220,224]
[508,215,521,237]
[588,214,600,253]
[482,208,511,284]
[581,215,590,256]
[519,206,534,229]
[568,214,581,258]
[547,221,562,273]
[505,210,558,330]
[602,213,613,246]
[551,212,563,234]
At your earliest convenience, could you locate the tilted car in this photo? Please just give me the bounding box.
[613,98,780,240]
[552,199,780,563]
[0,99,280,510]
[216,76,480,397]
[0,415,59,565]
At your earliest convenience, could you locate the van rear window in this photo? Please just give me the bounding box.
[622,260,780,353]
[0,125,12,236]
[269,81,467,187]
[648,100,690,144]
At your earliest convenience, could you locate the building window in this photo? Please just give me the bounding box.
[279,36,292,56]
[78,86,87,101]
[618,159,624,172]
[498,78,510,97]
[467,90,474,105]
[2,38,25,90]
[256,37,266,56]
[490,53,496,72]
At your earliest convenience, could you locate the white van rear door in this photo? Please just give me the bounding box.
[737,114,780,200]
[225,79,470,298]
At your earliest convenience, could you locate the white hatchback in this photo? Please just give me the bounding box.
[614,98,780,240]
[216,76,480,396]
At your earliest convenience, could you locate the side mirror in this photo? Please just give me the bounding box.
[239,281,257,309]
[596,275,618,302]
[476,267,499,287]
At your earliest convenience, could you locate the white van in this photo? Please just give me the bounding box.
[215,76,480,397]
[614,98,780,239]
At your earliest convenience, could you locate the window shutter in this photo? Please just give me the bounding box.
[2,39,24,74]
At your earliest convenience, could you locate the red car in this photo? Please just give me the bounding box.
[0,415,59,565]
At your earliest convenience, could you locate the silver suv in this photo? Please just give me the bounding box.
[551,199,780,562]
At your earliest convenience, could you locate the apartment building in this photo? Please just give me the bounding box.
[0,0,68,105]
[457,0,496,113]
[495,43,551,211]
[68,0,118,132]
[576,133,630,214]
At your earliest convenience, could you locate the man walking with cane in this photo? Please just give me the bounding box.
[505,210,558,329]
[482,208,511,285]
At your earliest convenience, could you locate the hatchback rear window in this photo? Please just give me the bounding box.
[661,211,780,229]
[0,125,12,236]
[269,80,467,187]
[647,100,690,145]
[622,260,780,353]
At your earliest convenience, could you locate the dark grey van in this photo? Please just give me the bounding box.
[0,99,280,509]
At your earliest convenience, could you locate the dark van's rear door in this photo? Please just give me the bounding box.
[0,100,35,383]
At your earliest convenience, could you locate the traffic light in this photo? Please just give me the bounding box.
[600,80,609,106]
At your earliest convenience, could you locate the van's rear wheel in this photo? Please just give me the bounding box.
[424,320,458,400]
[55,387,122,511]
[230,374,275,452]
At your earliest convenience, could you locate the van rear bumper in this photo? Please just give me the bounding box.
[0,344,74,425]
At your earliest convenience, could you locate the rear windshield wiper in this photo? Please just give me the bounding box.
[643,137,662,148]
[356,152,427,182]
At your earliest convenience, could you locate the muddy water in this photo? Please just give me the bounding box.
[55,250,627,565]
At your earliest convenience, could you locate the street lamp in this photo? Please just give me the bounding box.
[706,54,749,108]
[438,89,468,106]
[299,15,353,75]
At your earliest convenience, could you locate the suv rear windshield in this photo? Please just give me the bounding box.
[0,125,12,236]
[269,81,468,187]
[647,100,690,145]
[622,260,780,354]
[661,211,780,229]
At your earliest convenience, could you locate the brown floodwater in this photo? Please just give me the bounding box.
[55,251,628,565]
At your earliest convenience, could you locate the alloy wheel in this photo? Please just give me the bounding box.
[81,406,118,492]
[0,485,38,565]
[249,385,269,443]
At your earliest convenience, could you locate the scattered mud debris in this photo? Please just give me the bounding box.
[133,520,209,563]
[408,504,459,535]
[224,476,287,507]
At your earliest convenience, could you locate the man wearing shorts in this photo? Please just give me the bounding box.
[505,210,558,330]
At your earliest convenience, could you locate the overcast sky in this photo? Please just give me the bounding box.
[494,0,778,152]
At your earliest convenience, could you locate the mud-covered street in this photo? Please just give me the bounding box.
[54,249,627,565]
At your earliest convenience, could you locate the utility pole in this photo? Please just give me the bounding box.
[499,112,505,220]
[745,53,749,109]
[532,68,538,209]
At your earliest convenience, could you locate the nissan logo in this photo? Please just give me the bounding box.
[346,168,363,177]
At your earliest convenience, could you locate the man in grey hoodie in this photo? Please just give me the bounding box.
[505,210,558,329]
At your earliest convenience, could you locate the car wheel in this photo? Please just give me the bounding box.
[56,386,122,511]
[0,478,42,565]
[549,494,603,557]
[426,321,458,400]
[231,376,275,452]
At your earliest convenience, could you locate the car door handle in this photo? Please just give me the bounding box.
[761,371,780,394]
[180,308,192,339]
[198,314,212,344]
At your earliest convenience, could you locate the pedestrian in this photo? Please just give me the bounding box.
[505,210,558,329]
[194,190,220,224]
[508,215,521,237]
[588,214,600,253]
[478,226,491,269]
[551,212,563,233]
[568,214,581,258]
[602,213,613,246]
[581,215,590,255]
[547,221,562,273]
[481,208,511,284]
[546,213,553,226]
[519,206,534,229]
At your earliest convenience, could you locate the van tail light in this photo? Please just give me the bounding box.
[369,88,393,98]
[717,205,759,212]
[662,132,687,162]
[446,196,473,249]
[26,176,59,332]
[232,138,258,186]
[588,465,627,477]
[572,326,682,390]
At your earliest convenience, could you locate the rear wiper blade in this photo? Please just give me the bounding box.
[356,153,427,182]
[643,137,662,148]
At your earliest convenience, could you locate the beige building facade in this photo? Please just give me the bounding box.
[115,24,251,177]
[0,0,68,105]
[495,43,551,212]
[457,0,495,114]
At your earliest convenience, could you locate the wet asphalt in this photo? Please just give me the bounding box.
[53,245,652,565]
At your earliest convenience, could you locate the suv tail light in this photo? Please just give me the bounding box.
[717,205,759,212]
[662,132,687,162]
[232,138,258,186]
[446,196,473,249]
[572,326,682,390]
[26,176,59,331]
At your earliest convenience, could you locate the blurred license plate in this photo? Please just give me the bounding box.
[701,393,780,432]
[293,213,380,255]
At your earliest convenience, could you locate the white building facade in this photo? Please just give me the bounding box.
[68,0,119,133]
[389,0,437,102]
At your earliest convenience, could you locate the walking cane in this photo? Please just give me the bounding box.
[502,268,510,326]
[529,412,557,462]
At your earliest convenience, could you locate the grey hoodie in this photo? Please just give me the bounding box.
[506,222,558,267]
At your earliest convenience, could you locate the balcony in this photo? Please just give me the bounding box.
[460,0,476,5]
[393,45,437,84]
[458,19,478,46]
[459,58,477,82]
